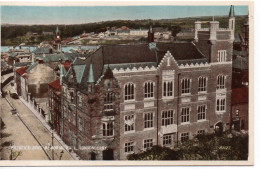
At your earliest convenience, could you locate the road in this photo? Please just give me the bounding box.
[1,75,75,160]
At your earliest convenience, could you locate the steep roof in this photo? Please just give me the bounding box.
[63,42,207,87]
[232,87,248,105]
[49,78,61,91]
[32,47,58,54]
[16,66,28,76]
[229,5,235,18]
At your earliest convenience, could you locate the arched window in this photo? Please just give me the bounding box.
[102,122,114,137]
[144,81,154,98]
[217,75,225,89]
[124,83,135,101]
[104,92,115,110]
[181,78,191,94]
[198,76,207,92]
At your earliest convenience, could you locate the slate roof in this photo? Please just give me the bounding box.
[26,62,39,73]
[49,78,61,91]
[64,42,207,86]
[232,56,248,70]
[13,62,32,68]
[34,53,85,63]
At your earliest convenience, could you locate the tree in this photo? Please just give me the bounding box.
[127,132,248,160]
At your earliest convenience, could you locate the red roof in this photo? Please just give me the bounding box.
[16,66,27,76]
[49,78,61,91]
[232,87,249,105]
[62,61,72,71]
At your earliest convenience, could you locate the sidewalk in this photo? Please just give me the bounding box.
[19,96,80,160]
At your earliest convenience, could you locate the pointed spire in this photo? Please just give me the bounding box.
[229,5,235,18]
[56,26,60,35]
[87,64,95,83]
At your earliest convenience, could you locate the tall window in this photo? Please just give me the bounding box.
[217,75,225,89]
[181,78,191,94]
[198,105,206,121]
[124,115,135,132]
[125,142,134,153]
[163,134,172,146]
[198,76,207,92]
[124,83,135,101]
[216,98,226,112]
[144,81,154,98]
[181,133,189,142]
[163,81,173,97]
[217,50,227,62]
[102,122,114,137]
[143,139,153,149]
[144,112,153,129]
[181,108,190,123]
[162,110,174,126]
[104,92,115,110]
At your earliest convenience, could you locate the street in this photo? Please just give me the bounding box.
[1,74,75,160]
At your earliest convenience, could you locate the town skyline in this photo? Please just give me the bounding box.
[1,5,248,25]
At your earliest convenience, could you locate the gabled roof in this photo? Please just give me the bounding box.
[63,42,207,87]
[49,78,61,91]
[232,87,248,105]
[16,66,28,76]
[26,62,39,73]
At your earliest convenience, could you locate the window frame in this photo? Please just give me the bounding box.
[161,110,174,126]
[144,112,154,129]
[181,107,190,124]
[102,121,114,137]
[104,92,115,111]
[198,76,207,93]
[163,134,172,146]
[197,105,207,121]
[124,115,135,133]
[124,83,135,102]
[181,78,191,95]
[216,97,226,112]
[217,50,227,62]
[180,132,189,142]
[217,75,226,89]
[143,138,153,150]
[144,81,155,99]
[124,141,135,153]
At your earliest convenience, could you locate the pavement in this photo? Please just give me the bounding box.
[1,73,78,160]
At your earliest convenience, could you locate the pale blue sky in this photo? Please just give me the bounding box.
[1,5,248,25]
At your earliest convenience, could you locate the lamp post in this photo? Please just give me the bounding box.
[51,130,54,160]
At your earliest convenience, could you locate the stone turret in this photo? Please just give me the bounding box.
[228,5,235,40]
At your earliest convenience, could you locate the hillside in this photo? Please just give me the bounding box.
[1,15,247,46]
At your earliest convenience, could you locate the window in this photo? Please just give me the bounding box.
[124,83,135,101]
[217,75,225,89]
[124,142,134,153]
[216,98,226,112]
[198,105,206,121]
[218,50,227,62]
[181,108,190,123]
[162,110,174,126]
[163,134,172,146]
[124,115,135,132]
[144,81,154,98]
[144,113,153,129]
[181,78,191,94]
[181,133,189,142]
[143,139,153,149]
[104,92,115,110]
[102,122,114,137]
[78,116,84,131]
[198,76,207,92]
[163,81,173,97]
[197,130,205,135]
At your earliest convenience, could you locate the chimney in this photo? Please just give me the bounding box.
[194,21,202,42]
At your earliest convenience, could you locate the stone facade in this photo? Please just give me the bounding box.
[59,8,235,160]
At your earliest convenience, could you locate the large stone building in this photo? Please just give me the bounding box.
[59,6,235,160]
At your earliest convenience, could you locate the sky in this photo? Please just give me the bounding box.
[1,5,248,25]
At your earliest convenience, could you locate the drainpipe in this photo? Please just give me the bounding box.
[156,74,159,146]
[176,73,181,144]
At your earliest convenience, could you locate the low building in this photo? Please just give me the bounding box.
[231,87,248,131]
